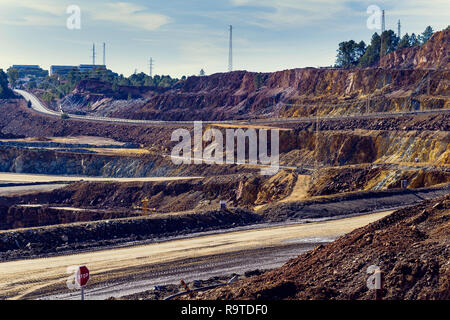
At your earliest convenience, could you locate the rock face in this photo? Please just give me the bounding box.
[197,195,450,300]
[0,208,262,261]
[108,67,448,121]
[380,29,450,69]
[40,29,449,121]
[308,165,450,196]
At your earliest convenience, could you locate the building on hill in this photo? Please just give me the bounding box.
[50,64,112,78]
[78,64,106,72]
[7,65,48,78]
[50,65,78,76]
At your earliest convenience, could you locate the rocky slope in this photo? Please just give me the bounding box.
[39,29,449,121]
[85,67,449,121]
[380,29,450,69]
[196,195,450,300]
[0,208,261,261]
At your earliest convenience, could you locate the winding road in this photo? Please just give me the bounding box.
[14,89,450,126]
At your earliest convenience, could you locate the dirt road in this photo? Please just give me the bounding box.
[0,172,202,183]
[0,210,391,300]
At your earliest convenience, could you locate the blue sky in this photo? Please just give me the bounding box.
[0,0,448,77]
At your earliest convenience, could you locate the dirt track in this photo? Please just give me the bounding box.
[0,210,391,300]
[0,172,202,183]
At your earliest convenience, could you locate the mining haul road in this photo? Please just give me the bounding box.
[0,210,392,300]
[15,89,450,126]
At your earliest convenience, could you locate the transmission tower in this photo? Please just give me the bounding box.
[397,20,401,39]
[91,43,96,65]
[380,10,386,57]
[103,43,106,66]
[148,58,154,77]
[228,25,233,72]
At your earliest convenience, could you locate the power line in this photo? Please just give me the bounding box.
[228,25,233,72]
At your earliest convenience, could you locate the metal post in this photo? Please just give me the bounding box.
[92,43,96,66]
[228,25,233,72]
[81,286,85,300]
[380,10,385,59]
[149,58,154,77]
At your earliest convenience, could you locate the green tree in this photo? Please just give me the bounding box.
[0,69,14,98]
[254,73,264,90]
[419,26,433,45]
[380,30,399,56]
[358,33,381,67]
[398,33,411,49]
[7,68,19,88]
[409,33,420,46]
[335,40,366,68]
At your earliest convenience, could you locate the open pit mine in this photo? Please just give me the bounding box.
[0,29,448,301]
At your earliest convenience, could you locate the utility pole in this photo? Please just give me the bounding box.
[92,43,96,66]
[103,43,106,66]
[228,25,233,72]
[149,58,154,77]
[380,10,385,58]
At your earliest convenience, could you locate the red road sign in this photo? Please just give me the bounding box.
[76,266,90,287]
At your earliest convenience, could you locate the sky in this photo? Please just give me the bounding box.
[0,0,448,78]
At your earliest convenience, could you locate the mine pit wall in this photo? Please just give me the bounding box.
[279,129,449,167]
[0,170,296,231]
[0,99,448,147]
[111,66,449,121]
[309,166,450,196]
[0,209,262,260]
[0,129,447,178]
[0,146,258,178]
[0,206,139,230]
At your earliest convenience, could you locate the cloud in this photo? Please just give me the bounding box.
[91,2,171,31]
[0,0,64,15]
[0,1,171,30]
[2,15,61,26]
[0,0,65,26]
[228,0,348,28]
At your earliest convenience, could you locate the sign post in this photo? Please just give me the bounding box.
[76,265,90,300]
